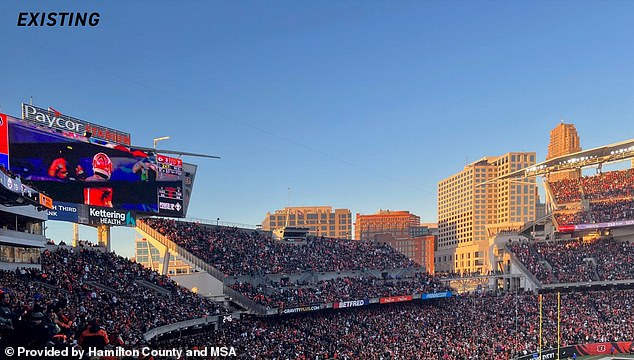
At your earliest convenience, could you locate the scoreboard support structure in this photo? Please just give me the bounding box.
[97,224,111,252]
[72,223,79,247]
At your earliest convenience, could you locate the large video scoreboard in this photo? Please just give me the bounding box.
[0,112,192,223]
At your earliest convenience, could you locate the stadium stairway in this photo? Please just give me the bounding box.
[504,243,543,289]
[136,221,270,315]
[84,280,119,296]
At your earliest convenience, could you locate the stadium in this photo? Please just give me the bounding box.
[0,103,633,360]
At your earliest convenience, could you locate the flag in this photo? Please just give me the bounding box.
[297,210,304,215]
[48,107,61,117]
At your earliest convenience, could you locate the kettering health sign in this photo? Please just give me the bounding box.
[88,207,136,227]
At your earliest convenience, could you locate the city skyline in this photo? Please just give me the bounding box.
[3,1,634,258]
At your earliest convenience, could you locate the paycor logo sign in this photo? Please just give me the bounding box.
[21,104,131,146]
[23,104,84,132]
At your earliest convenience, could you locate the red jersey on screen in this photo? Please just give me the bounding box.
[84,187,113,207]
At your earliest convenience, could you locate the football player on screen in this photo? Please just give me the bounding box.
[84,153,114,207]
[86,153,112,181]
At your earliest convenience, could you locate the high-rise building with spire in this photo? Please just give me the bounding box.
[546,122,581,182]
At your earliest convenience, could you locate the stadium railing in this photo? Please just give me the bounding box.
[184,216,259,230]
[143,312,241,341]
[223,285,270,315]
[136,221,226,281]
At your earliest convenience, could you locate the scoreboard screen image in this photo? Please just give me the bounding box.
[6,116,185,217]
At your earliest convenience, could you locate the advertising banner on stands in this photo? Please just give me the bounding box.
[333,299,368,309]
[278,305,322,315]
[379,295,413,304]
[421,291,453,300]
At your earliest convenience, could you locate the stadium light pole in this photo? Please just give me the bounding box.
[153,136,170,150]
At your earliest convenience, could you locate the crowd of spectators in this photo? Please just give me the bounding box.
[555,199,634,226]
[582,169,634,200]
[231,273,448,309]
[549,168,634,204]
[143,218,419,276]
[588,199,634,223]
[0,246,225,354]
[548,169,634,226]
[157,289,634,360]
[549,177,582,203]
[509,238,634,283]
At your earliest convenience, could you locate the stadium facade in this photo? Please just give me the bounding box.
[134,237,192,275]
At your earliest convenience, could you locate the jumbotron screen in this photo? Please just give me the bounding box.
[5,116,186,217]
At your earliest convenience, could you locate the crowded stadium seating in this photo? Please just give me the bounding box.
[550,168,634,204]
[549,169,634,226]
[0,246,225,350]
[142,218,419,275]
[1,233,633,359]
[508,238,634,283]
[230,273,448,309]
[156,289,634,360]
[142,218,441,311]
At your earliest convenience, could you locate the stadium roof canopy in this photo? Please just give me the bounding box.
[482,137,634,185]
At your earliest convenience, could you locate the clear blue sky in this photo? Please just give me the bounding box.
[2,1,634,258]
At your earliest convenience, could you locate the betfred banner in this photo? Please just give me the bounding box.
[379,295,413,304]
[333,299,368,309]
[88,206,136,227]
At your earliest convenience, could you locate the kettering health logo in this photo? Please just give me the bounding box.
[125,212,136,226]
[17,12,100,27]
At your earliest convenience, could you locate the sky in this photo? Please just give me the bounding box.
[2,1,634,258]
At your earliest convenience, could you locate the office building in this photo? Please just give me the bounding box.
[373,233,435,273]
[437,152,537,274]
[355,210,420,241]
[356,210,434,271]
[262,206,352,239]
